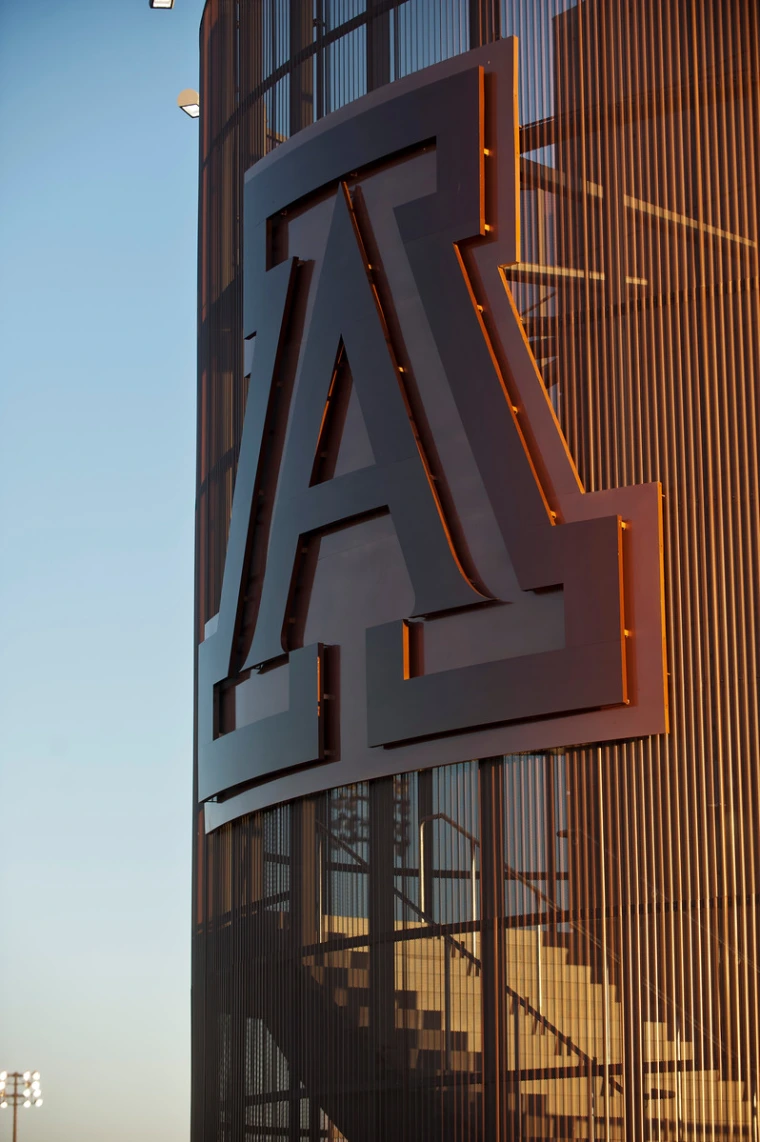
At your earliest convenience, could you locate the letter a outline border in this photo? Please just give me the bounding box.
[198,37,668,816]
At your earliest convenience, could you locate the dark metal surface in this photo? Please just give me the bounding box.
[198,38,664,813]
[197,643,324,803]
[244,182,481,670]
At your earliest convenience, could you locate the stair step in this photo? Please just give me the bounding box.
[309,913,754,1133]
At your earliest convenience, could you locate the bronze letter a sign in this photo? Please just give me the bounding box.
[198,39,667,826]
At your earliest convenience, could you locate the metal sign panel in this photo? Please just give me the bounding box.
[199,38,667,828]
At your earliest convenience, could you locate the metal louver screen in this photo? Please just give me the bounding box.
[194,2,760,1139]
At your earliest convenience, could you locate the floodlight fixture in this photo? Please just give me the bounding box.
[177,89,200,118]
[149,0,175,8]
[0,1071,43,1142]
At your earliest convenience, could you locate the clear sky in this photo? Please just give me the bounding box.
[0,2,204,1139]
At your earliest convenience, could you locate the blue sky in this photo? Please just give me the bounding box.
[0,1,204,1138]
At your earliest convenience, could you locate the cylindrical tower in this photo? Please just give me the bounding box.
[194,3,760,1139]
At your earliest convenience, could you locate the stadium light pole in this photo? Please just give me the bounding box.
[0,1072,43,1142]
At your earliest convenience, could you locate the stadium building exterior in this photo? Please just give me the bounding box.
[192,2,760,1138]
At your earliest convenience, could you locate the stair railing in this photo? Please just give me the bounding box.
[316,817,480,1072]
[315,819,479,968]
[315,817,619,1084]
[418,813,571,962]
[419,813,479,960]
[286,816,736,1110]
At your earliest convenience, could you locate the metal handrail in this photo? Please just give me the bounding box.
[506,984,623,1093]
[418,813,563,959]
[314,818,621,1086]
[315,818,480,973]
[419,813,479,959]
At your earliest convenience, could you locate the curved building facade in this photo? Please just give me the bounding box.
[194,3,760,1139]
